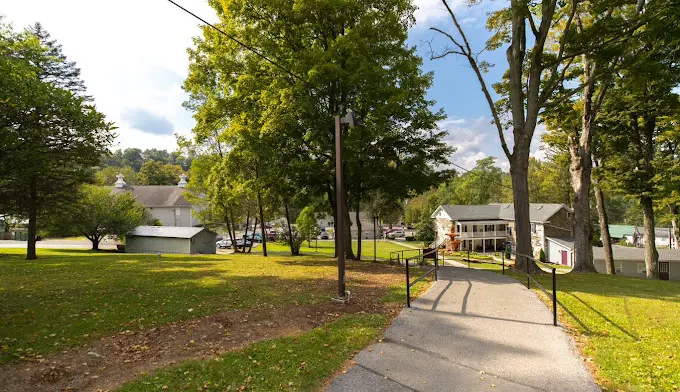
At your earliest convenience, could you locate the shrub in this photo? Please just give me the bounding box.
[405,236,416,241]
[504,245,511,260]
[539,248,546,262]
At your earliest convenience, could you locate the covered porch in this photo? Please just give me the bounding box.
[454,220,508,252]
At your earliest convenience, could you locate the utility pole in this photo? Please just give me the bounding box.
[333,110,357,303]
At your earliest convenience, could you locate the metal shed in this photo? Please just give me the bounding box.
[125,226,216,254]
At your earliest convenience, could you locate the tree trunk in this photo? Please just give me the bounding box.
[640,196,659,278]
[229,207,239,253]
[509,155,540,273]
[343,197,355,260]
[26,180,38,260]
[670,204,680,250]
[257,190,267,256]
[284,203,294,255]
[91,236,100,251]
[248,217,257,253]
[594,182,614,274]
[355,206,362,260]
[373,216,377,262]
[243,212,250,252]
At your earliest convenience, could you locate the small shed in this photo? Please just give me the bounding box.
[125,226,216,254]
[546,237,574,267]
[594,246,680,281]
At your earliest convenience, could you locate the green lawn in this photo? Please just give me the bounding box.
[118,314,387,392]
[0,248,403,364]
[265,239,421,261]
[527,273,680,391]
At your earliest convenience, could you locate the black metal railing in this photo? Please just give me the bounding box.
[405,248,439,307]
[438,248,558,326]
[389,248,423,265]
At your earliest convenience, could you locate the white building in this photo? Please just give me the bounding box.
[111,174,200,227]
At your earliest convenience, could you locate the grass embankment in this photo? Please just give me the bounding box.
[265,239,419,261]
[528,273,680,391]
[117,314,387,392]
[458,257,680,391]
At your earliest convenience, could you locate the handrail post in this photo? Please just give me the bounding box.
[434,250,439,281]
[406,257,411,308]
[552,267,557,326]
[526,254,530,289]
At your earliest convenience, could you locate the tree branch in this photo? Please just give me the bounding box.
[435,0,512,159]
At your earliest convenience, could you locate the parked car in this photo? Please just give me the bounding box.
[252,232,263,242]
[317,231,329,240]
[217,238,232,249]
[390,229,405,238]
[266,230,278,241]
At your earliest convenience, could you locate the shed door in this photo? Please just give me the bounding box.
[659,262,670,281]
[561,251,568,265]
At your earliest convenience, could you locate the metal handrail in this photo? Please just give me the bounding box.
[405,248,439,307]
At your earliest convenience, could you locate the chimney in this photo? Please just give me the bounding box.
[114,173,127,188]
[177,174,188,188]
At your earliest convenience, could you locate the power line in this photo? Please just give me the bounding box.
[166,0,317,90]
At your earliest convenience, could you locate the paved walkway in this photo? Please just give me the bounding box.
[327,266,599,392]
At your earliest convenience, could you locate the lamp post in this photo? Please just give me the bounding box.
[334,110,357,302]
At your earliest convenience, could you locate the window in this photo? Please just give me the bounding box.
[615,261,623,273]
[530,223,537,234]
[637,262,646,274]
[507,227,512,235]
[473,225,478,232]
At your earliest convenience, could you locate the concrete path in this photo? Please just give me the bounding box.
[327,266,599,392]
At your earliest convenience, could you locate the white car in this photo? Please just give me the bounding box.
[390,229,405,238]
[217,238,232,249]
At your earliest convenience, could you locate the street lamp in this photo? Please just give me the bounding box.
[333,109,357,303]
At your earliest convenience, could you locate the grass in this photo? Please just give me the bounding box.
[0,248,344,363]
[265,239,420,261]
[117,314,388,392]
[526,273,680,391]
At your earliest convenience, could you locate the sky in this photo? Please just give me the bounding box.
[3,0,547,173]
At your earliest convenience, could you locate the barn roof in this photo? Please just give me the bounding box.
[111,186,191,207]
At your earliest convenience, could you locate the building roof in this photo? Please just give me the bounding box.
[608,225,636,239]
[593,245,680,262]
[634,226,674,239]
[433,203,570,223]
[111,186,191,208]
[546,237,575,250]
[127,226,208,239]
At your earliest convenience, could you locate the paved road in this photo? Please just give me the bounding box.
[327,266,599,392]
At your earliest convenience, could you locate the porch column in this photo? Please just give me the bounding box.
[494,238,497,252]
[482,224,486,253]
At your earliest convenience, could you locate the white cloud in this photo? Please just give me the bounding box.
[437,116,510,172]
[2,0,216,152]
[413,0,465,25]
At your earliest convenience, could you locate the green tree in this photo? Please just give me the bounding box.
[296,206,319,247]
[46,185,151,250]
[138,160,184,185]
[95,166,138,186]
[184,0,450,261]
[0,22,115,259]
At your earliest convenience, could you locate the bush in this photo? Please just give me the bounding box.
[539,248,546,262]
[405,235,416,241]
[504,245,511,260]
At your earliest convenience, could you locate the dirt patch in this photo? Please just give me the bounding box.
[0,262,406,392]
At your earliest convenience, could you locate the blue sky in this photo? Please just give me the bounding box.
[3,0,546,172]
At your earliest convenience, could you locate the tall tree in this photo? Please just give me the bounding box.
[0,22,114,259]
[430,0,589,272]
[184,0,450,261]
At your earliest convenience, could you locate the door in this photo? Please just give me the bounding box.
[561,251,568,266]
[659,262,670,281]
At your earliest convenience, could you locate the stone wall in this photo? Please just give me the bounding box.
[544,208,572,237]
